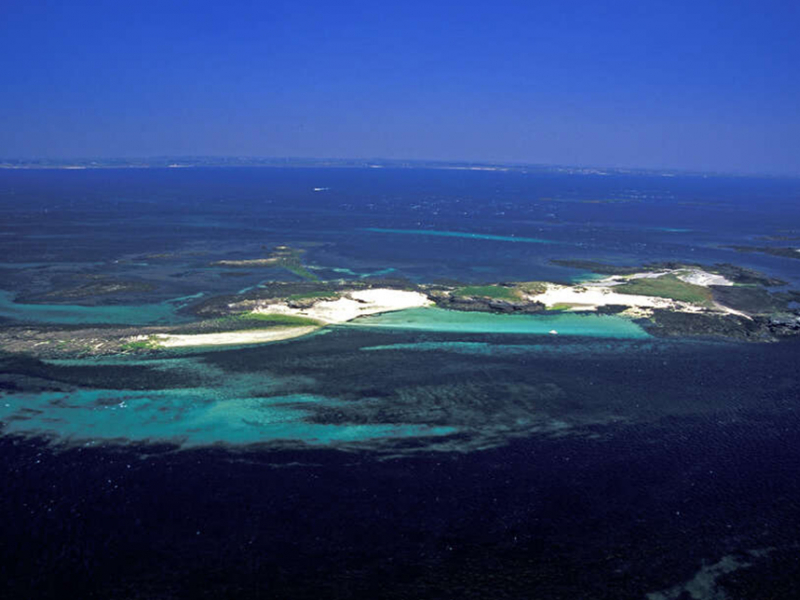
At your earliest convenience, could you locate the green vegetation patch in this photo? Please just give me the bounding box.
[614,274,712,304]
[454,285,520,300]
[175,312,324,334]
[120,335,162,352]
[235,312,322,326]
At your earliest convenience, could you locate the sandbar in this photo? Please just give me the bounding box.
[143,289,432,348]
[153,326,320,348]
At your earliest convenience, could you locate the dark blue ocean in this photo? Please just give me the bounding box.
[1,168,800,599]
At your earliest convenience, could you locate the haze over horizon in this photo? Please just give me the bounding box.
[2,0,799,176]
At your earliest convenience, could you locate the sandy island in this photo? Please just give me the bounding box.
[153,326,320,348]
[7,265,798,358]
[528,282,681,313]
[148,289,433,348]
[252,288,434,324]
[147,273,743,348]
[521,268,746,318]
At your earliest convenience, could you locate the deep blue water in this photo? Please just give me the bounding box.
[2,167,799,291]
[1,168,800,598]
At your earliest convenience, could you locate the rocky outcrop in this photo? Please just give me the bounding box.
[552,259,787,286]
[766,313,800,337]
[641,309,800,342]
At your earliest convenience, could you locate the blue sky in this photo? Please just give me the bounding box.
[1,0,798,174]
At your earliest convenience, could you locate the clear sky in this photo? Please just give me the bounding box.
[1,0,799,174]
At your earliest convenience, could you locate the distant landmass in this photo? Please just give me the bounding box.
[0,156,774,178]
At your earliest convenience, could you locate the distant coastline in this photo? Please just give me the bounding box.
[1,156,795,179]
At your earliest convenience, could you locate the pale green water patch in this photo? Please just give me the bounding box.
[362,228,559,244]
[1,354,456,447]
[569,272,610,284]
[652,227,693,233]
[326,267,358,276]
[362,340,658,356]
[311,265,397,279]
[0,289,188,325]
[237,280,273,294]
[165,291,205,308]
[361,267,397,278]
[347,307,649,338]
[0,387,455,447]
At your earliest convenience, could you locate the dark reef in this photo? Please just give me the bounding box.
[427,290,546,314]
[727,245,800,261]
[641,310,800,342]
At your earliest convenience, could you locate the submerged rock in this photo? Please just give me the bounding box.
[432,294,547,314]
[641,309,800,342]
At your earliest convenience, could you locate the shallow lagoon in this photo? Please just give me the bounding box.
[350,306,649,338]
[0,289,188,325]
[0,308,645,449]
[4,325,790,455]
[0,387,456,447]
[0,306,648,449]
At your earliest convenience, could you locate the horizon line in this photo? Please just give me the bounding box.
[1,155,798,180]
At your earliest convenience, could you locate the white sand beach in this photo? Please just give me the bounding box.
[132,289,434,349]
[584,268,735,289]
[525,268,745,317]
[153,326,319,348]
[253,288,434,324]
[526,283,683,312]
[675,269,734,287]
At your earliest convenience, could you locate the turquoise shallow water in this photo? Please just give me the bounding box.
[0,308,645,450]
[361,340,658,356]
[0,300,644,449]
[0,290,187,325]
[0,355,456,446]
[348,307,649,338]
[0,389,454,446]
[362,227,559,244]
